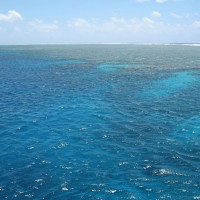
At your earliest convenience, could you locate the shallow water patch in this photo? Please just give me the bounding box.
[139,71,197,99]
[53,59,87,65]
[97,63,142,71]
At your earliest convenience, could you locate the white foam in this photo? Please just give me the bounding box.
[143,165,151,169]
[35,179,43,182]
[105,190,117,193]
[62,187,69,191]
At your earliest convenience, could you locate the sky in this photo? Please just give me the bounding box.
[0,0,200,44]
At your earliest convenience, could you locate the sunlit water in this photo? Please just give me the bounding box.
[0,45,200,200]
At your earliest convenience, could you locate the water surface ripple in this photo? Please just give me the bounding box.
[0,45,200,200]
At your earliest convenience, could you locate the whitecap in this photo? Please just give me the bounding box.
[62,187,69,191]
[35,179,43,182]
[105,190,117,193]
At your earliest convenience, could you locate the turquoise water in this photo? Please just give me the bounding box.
[139,71,197,98]
[97,64,138,71]
[0,45,200,199]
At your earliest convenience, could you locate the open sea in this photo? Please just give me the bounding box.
[0,45,200,200]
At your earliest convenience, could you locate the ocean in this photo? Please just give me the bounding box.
[0,45,200,199]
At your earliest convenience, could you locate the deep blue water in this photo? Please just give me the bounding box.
[0,45,200,200]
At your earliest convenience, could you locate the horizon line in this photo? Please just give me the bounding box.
[0,43,200,46]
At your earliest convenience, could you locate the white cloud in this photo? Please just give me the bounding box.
[30,19,59,32]
[171,13,190,19]
[68,17,156,33]
[192,21,200,28]
[152,11,161,17]
[68,18,96,32]
[0,10,23,22]
[156,0,167,3]
[171,13,183,19]
[0,15,198,44]
[66,17,200,44]
[142,17,154,24]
